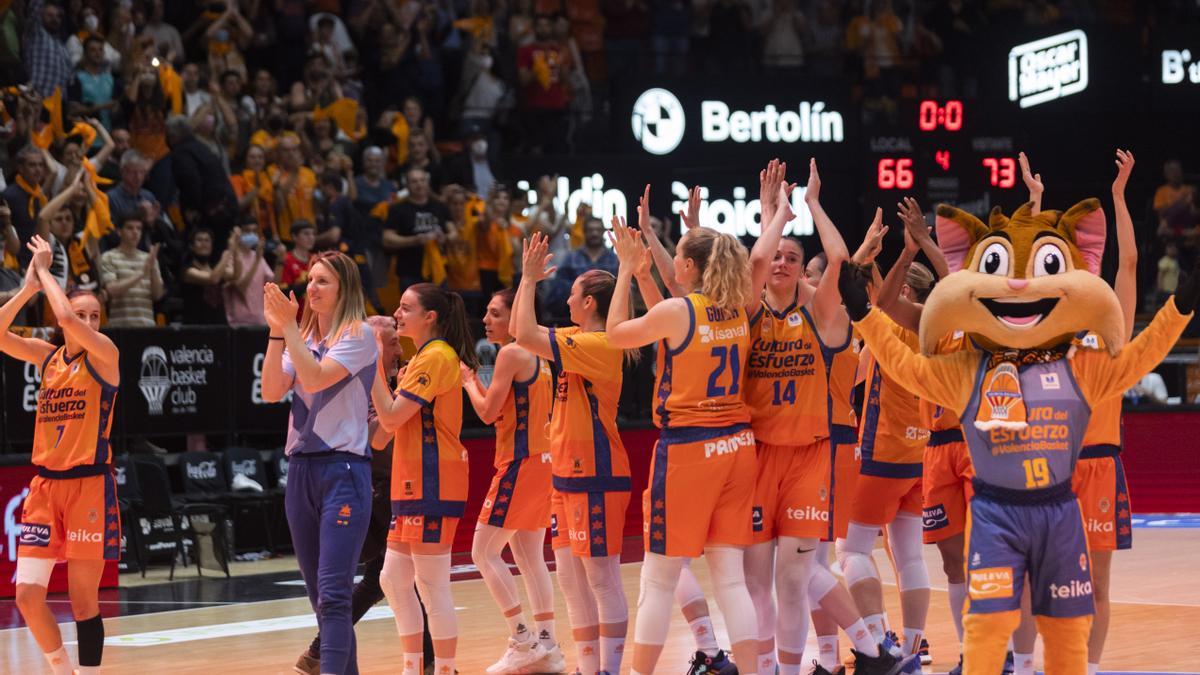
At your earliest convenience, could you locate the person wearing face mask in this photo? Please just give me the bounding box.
[222,218,275,327]
[455,42,507,134]
[446,128,497,197]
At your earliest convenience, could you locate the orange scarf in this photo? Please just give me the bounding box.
[16,175,47,218]
[314,98,360,139]
[390,114,410,167]
[83,190,114,243]
[241,169,274,206]
[158,64,184,115]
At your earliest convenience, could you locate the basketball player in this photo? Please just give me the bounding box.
[6,237,119,675]
[514,235,631,675]
[462,288,565,674]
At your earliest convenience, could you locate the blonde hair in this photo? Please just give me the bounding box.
[299,251,367,346]
[680,228,751,311]
[905,262,936,302]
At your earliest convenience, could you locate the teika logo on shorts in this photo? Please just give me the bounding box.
[968,567,1014,600]
[1050,579,1092,599]
[704,430,754,458]
[785,505,828,522]
[1086,518,1113,533]
[68,529,102,543]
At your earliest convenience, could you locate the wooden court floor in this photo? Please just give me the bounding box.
[2,528,1197,674]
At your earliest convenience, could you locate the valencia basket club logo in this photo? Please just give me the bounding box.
[632,88,685,156]
[982,362,1023,423]
[138,346,171,415]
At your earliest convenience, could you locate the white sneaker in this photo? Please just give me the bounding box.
[486,637,548,674]
[518,643,567,674]
[231,473,264,492]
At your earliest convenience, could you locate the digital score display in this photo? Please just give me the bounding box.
[866,99,1023,212]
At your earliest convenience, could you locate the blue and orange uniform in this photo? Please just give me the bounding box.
[647,292,755,557]
[746,296,853,542]
[829,333,861,540]
[853,301,1191,672]
[547,327,630,558]
[478,356,554,531]
[19,347,120,561]
[1070,332,1133,552]
[390,338,469,546]
[921,330,975,544]
[851,314,928,528]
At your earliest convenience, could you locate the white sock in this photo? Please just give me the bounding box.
[818,635,840,669]
[536,618,556,648]
[433,656,455,675]
[44,647,73,675]
[864,613,888,643]
[1014,651,1035,675]
[780,662,801,675]
[689,616,719,656]
[505,610,531,641]
[401,652,423,675]
[846,618,878,655]
[78,667,100,675]
[1087,664,1100,675]
[578,638,600,673]
[759,650,777,675]
[600,635,625,674]
[948,582,967,643]
[903,628,923,656]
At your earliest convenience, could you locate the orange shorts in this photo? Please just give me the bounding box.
[922,435,975,544]
[1072,452,1132,552]
[832,439,860,540]
[753,438,834,543]
[19,472,121,561]
[549,490,570,550]
[849,474,922,527]
[388,514,460,547]
[478,459,552,531]
[645,425,756,557]
[562,490,628,558]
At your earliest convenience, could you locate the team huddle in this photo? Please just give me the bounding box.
[6,151,1198,675]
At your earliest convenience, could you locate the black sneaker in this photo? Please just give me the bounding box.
[1003,650,1015,674]
[918,638,932,665]
[948,653,963,675]
[851,646,922,675]
[687,649,739,674]
[811,659,846,675]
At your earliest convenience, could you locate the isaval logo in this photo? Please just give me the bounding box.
[631,88,685,156]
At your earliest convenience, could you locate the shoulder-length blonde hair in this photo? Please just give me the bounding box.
[299,251,367,346]
[680,228,751,311]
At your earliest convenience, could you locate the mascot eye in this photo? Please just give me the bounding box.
[978,242,1010,276]
[1033,243,1066,277]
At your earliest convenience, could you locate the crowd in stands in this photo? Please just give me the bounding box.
[0,0,1194,336]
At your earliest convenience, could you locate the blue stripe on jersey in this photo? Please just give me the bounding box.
[587,491,609,557]
[548,327,563,368]
[103,472,120,560]
[80,353,118,466]
[511,359,539,462]
[655,342,674,427]
[648,437,669,555]
[583,380,613,478]
[488,461,523,527]
[391,499,467,517]
[423,516,444,543]
[552,475,632,492]
[420,404,440,505]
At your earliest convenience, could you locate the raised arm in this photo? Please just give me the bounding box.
[0,257,55,366]
[1019,151,1044,215]
[461,344,524,425]
[87,118,116,169]
[512,233,555,360]
[748,173,794,315]
[898,197,950,279]
[875,226,923,334]
[633,184,679,300]
[803,159,851,344]
[1112,149,1137,340]
[29,237,118,381]
[606,218,686,348]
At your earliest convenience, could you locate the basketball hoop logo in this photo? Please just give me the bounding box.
[984,363,1022,421]
[138,346,171,415]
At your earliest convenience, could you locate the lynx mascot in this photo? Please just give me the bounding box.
[837,200,1198,675]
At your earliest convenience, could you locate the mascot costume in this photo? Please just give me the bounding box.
[837,200,1198,675]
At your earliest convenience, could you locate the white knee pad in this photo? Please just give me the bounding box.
[887,514,930,592]
[704,546,758,647]
[633,552,683,645]
[15,557,55,587]
[381,550,423,636]
[413,553,457,641]
[675,563,706,608]
[807,564,839,606]
[582,556,627,623]
[841,523,881,588]
[554,548,599,629]
[814,540,832,571]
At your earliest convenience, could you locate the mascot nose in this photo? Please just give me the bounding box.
[1007,278,1030,291]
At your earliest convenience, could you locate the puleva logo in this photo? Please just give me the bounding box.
[632,88,685,156]
[968,566,1014,600]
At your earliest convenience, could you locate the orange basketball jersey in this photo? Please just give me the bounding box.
[858,315,927,477]
[34,348,117,471]
[654,293,751,429]
[920,330,970,433]
[548,327,630,492]
[1075,332,1122,449]
[745,300,844,445]
[493,355,553,468]
[392,339,469,517]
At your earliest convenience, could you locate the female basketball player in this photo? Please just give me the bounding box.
[514,234,633,675]
[462,288,565,675]
[6,237,118,675]
[371,283,479,675]
[261,251,377,675]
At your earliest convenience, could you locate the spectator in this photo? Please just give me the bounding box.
[46,121,115,197]
[1154,160,1198,238]
[98,128,130,183]
[314,169,357,251]
[167,115,238,240]
[445,128,497,197]
[204,1,253,82]
[353,146,396,298]
[222,220,274,327]
[180,227,234,325]
[556,216,618,285]
[806,0,844,77]
[181,63,211,118]
[443,184,482,299]
[761,0,808,70]
[276,219,315,316]
[516,14,573,153]
[454,42,508,137]
[105,5,136,67]
[99,217,163,327]
[232,144,277,237]
[68,36,122,131]
[399,131,444,191]
[123,61,173,203]
[1158,241,1181,306]
[846,0,904,94]
[66,9,121,72]
[650,0,691,76]
[402,97,438,157]
[3,146,50,262]
[141,0,185,65]
[270,133,317,242]
[106,150,160,236]
[476,184,516,297]
[603,0,650,81]
[36,176,90,291]
[24,0,71,100]
[383,167,449,291]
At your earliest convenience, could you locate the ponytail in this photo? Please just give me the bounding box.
[680,228,751,311]
[575,270,640,364]
[408,283,480,369]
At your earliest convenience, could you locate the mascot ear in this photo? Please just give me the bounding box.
[936,204,989,273]
[988,205,1009,230]
[1058,198,1106,275]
